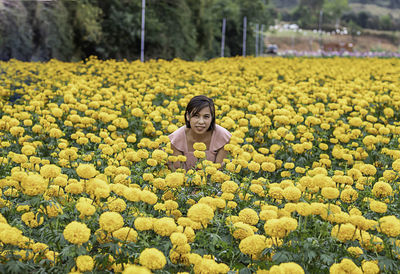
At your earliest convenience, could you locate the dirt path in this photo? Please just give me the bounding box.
[264,34,399,52]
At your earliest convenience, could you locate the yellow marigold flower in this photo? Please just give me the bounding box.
[122,264,152,274]
[177,155,187,162]
[392,159,400,171]
[221,180,238,193]
[331,223,357,242]
[361,261,380,274]
[140,190,158,205]
[340,188,358,203]
[21,173,48,196]
[348,117,363,127]
[49,128,63,138]
[65,182,84,195]
[147,158,158,167]
[249,184,264,195]
[76,255,94,272]
[239,234,267,258]
[360,164,376,176]
[165,200,179,211]
[21,144,36,156]
[99,212,124,232]
[108,198,127,213]
[347,246,363,258]
[321,187,340,199]
[165,172,185,188]
[362,135,377,146]
[187,203,214,226]
[16,205,30,212]
[295,202,312,216]
[193,142,207,151]
[349,215,369,230]
[153,217,178,236]
[76,200,96,218]
[87,178,110,199]
[193,150,206,159]
[238,208,259,225]
[63,221,91,245]
[76,164,97,179]
[139,248,166,270]
[259,210,278,221]
[134,217,154,231]
[232,222,254,240]
[43,202,63,218]
[247,161,260,172]
[170,232,188,246]
[267,217,298,238]
[10,126,25,136]
[269,186,284,200]
[124,187,142,202]
[40,164,61,178]
[112,227,138,242]
[131,108,144,117]
[282,186,301,201]
[372,181,392,198]
[378,215,400,237]
[270,262,305,273]
[383,169,397,181]
[21,212,44,228]
[248,117,261,128]
[227,201,237,209]
[369,200,387,214]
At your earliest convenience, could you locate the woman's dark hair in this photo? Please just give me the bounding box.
[185,95,216,131]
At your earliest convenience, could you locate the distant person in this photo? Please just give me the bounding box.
[168,95,231,170]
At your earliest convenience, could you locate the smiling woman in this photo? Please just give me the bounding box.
[168,95,231,170]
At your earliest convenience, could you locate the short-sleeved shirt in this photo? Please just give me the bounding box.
[168,124,231,170]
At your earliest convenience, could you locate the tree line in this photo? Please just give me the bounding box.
[1,0,398,62]
[0,0,273,62]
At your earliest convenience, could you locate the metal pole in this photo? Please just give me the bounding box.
[318,9,323,50]
[242,16,247,56]
[221,18,226,57]
[255,23,259,57]
[260,24,264,55]
[140,0,146,62]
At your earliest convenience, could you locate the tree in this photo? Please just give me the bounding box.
[31,1,75,61]
[323,0,349,28]
[0,1,34,61]
[97,0,141,60]
[292,0,325,29]
[389,0,400,8]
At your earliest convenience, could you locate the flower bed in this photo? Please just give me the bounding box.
[0,57,399,273]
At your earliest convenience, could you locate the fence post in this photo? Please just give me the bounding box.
[221,18,226,57]
[255,23,259,56]
[242,16,247,57]
[140,0,146,62]
[260,24,264,55]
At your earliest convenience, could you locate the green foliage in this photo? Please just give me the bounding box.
[33,1,75,61]
[0,0,272,61]
[0,1,34,61]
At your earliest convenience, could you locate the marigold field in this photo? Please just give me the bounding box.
[0,57,400,274]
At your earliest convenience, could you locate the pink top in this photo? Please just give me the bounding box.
[168,125,232,170]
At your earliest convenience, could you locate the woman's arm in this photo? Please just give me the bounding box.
[215,147,229,168]
[168,143,185,171]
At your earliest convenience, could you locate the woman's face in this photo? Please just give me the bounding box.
[187,106,212,135]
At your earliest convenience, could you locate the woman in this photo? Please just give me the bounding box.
[168,95,231,170]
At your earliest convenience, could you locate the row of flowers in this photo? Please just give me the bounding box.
[0,56,399,273]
